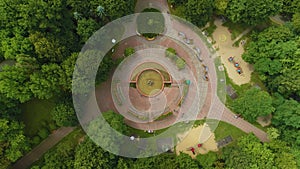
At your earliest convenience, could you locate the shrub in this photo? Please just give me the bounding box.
[165,48,177,60]
[176,58,186,69]
[38,128,49,139]
[32,136,41,145]
[124,47,135,57]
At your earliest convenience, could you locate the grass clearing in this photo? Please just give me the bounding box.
[20,98,57,137]
[214,121,247,146]
[214,56,226,103]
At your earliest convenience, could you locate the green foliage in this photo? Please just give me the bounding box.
[184,0,214,27]
[266,127,280,140]
[196,151,218,168]
[51,101,77,127]
[133,153,178,169]
[37,128,49,139]
[272,99,300,129]
[281,0,300,18]
[20,98,57,137]
[30,64,65,99]
[72,50,114,95]
[29,32,69,62]
[231,88,275,122]
[165,48,177,60]
[76,18,102,42]
[124,47,135,57]
[226,0,282,25]
[0,118,29,168]
[61,53,78,91]
[0,63,33,103]
[168,0,187,6]
[74,138,117,169]
[242,25,300,98]
[222,133,297,169]
[176,58,186,69]
[214,0,229,15]
[176,152,199,169]
[214,121,246,142]
[102,110,128,134]
[1,35,33,60]
[87,111,127,153]
[292,13,300,34]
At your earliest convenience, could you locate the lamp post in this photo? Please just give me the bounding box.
[111,38,116,52]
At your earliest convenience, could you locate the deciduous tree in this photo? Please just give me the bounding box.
[231,88,275,122]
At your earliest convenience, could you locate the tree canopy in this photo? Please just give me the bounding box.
[231,88,275,122]
[225,0,282,25]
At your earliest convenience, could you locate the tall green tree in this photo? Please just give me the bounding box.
[272,99,300,129]
[242,26,300,98]
[30,63,65,99]
[231,88,275,122]
[184,0,214,27]
[51,101,77,127]
[226,0,282,25]
[0,118,29,169]
[74,138,117,169]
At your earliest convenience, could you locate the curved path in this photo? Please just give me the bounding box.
[129,0,269,142]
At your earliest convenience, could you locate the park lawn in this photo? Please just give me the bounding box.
[214,57,227,103]
[214,121,247,145]
[222,21,249,40]
[20,98,57,137]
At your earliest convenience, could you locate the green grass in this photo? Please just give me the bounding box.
[20,98,57,137]
[222,21,249,40]
[214,57,227,103]
[214,121,247,145]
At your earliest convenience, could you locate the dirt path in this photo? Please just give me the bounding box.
[212,19,253,85]
[12,127,75,169]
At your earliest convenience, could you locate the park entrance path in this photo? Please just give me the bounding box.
[12,127,75,169]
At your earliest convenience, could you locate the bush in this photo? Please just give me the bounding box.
[51,102,77,127]
[32,136,41,145]
[124,47,135,57]
[49,122,58,131]
[38,128,49,139]
[176,58,186,69]
[165,48,177,61]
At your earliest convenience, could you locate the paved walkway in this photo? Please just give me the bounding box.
[269,15,286,25]
[12,127,75,169]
